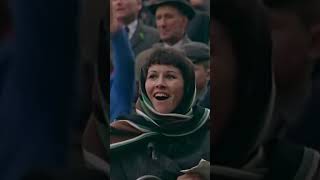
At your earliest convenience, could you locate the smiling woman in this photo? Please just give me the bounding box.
[145,64,184,114]
[109,47,210,180]
[139,47,196,114]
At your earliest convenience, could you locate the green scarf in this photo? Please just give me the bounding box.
[111,81,210,150]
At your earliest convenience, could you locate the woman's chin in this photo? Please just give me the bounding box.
[154,106,173,114]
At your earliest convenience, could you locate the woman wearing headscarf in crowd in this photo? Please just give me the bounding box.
[110,47,210,180]
[212,0,320,179]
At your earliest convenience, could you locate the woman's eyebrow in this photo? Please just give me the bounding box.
[166,70,178,74]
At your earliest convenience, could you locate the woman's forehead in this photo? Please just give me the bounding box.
[148,64,181,73]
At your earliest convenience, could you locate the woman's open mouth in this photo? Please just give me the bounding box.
[154,93,170,101]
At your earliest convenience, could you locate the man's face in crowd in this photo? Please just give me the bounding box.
[268,10,312,92]
[112,0,141,22]
[155,5,188,45]
[212,20,237,143]
[194,63,210,92]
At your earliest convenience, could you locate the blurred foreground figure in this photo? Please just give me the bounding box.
[0,0,79,180]
[263,0,320,151]
[212,0,320,179]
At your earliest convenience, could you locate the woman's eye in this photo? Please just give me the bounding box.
[148,74,157,79]
[166,75,176,79]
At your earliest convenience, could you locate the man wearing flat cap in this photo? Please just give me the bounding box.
[134,0,201,99]
[134,0,200,74]
[182,42,210,108]
[148,0,195,49]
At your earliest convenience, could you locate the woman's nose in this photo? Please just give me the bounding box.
[155,77,166,88]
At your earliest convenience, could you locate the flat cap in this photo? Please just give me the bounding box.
[181,42,210,63]
[149,0,195,20]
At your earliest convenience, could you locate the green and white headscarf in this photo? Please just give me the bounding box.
[111,47,210,150]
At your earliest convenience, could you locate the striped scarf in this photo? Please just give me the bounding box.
[111,85,210,150]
